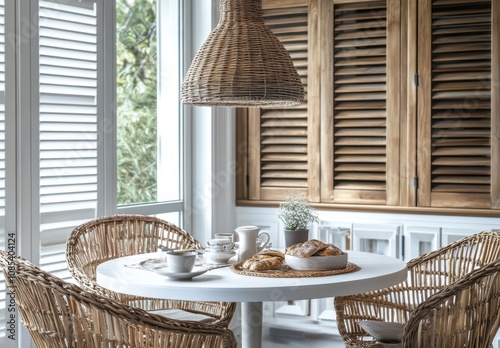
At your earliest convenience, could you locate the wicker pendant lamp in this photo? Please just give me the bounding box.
[180,0,304,107]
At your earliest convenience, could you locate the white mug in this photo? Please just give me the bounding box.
[166,251,197,273]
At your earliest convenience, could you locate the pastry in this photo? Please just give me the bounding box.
[246,256,283,271]
[286,239,330,257]
[285,239,343,257]
[257,249,285,260]
[285,242,303,255]
[314,244,343,256]
[241,250,284,271]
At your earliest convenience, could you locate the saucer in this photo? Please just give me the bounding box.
[205,247,236,253]
[154,267,208,280]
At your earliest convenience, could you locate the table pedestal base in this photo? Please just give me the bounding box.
[241,302,262,348]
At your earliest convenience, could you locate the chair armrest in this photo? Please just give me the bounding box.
[333,251,451,347]
[334,232,500,348]
[401,260,500,348]
[69,282,238,348]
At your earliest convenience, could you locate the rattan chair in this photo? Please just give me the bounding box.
[334,231,500,348]
[66,214,236,326]
[0,251,237,348]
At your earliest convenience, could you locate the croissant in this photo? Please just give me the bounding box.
[244,256,283,271]
[241,250,285,271]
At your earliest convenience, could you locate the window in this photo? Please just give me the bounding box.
[116,0,158,205]
[0,0,186,344]
[116,0,182,209]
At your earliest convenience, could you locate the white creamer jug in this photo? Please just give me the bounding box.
[235,225,270,261]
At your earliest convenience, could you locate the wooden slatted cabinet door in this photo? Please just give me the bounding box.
[247,0,320,202]
[320,0,402,205]
[417,0,500,209]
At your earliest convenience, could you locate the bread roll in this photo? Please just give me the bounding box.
[285,239,342,257]
[286,239,329,257]
[314,244,343,256]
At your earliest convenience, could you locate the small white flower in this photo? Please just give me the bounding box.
[277,192,319,230]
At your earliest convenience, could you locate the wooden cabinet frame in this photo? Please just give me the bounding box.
[236,0,500,216]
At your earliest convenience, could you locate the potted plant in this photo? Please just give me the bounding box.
[277,192,319,247]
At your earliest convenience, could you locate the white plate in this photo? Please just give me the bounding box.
[154,267,208,280]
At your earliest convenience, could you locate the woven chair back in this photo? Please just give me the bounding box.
[334,231,500,348]
[406,231,500,307]
[67,214,200,281]
[0,251,237,348]
[66,214,235,326]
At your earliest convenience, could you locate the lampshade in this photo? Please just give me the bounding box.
[180,0,304,107]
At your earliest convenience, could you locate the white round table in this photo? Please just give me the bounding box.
[97,251,407,348]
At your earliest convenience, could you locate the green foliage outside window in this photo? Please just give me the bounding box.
[116,0,158,205]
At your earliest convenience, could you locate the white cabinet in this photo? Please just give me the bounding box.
[352,223,401,258]
[273,300,309,318]
[316,222,351,250]
[441,227,481,246]
[404,226,440,260]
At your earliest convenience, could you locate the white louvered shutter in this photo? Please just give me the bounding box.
[38,0,100,279]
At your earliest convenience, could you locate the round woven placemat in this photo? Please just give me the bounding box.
[230,261,360,278]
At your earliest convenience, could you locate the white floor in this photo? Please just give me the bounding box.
[230,306,346,347]
[262,328,345,347]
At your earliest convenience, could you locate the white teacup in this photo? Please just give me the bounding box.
[206,245,234,253]
[214,233,235,243]
[166,251,197,273]
[207,239,235,251]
